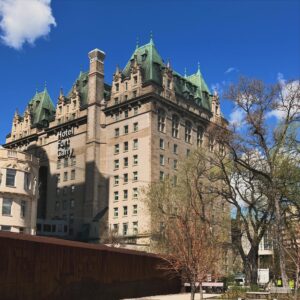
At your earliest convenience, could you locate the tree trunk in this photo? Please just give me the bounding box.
[294,264,299,300]
[274,197,289,288]
[199,282,203,300]
[245,245,259,285]
[190,281,196,300]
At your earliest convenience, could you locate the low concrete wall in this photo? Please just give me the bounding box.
[0,232,180,300]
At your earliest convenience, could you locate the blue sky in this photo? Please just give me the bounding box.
[0,0,299,144]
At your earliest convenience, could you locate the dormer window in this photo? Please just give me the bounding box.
[125,82,128,91]
[133,76,138,84]
[167,80,171,89]
[59,106,62,114]
[115,83,119,92]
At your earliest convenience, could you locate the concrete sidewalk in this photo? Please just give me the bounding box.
[123,293,221,300]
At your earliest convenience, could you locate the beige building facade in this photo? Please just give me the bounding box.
[4,39,228,248]
[0,148,39,234]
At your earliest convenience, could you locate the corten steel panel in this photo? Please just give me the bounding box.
[0,232,180,300]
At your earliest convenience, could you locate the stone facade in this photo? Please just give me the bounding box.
[0,148,39,234]
[4,39,229,250]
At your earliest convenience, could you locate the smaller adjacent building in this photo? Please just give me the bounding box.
[0,147,39,234]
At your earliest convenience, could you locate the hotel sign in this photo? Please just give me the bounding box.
[57,127,75,159]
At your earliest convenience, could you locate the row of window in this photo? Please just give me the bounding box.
[113,187,138,201]
[56,185,75,196]
[159,155,178,169]
[114,122,139,137]
[112,221,138,236]
[114,106,139,121]
[159,172,178,185]
[1,169,31,190]
[57,156,76,169]
[2,199,26,218]
[57,170,76,183]
[158,110,205,145]
[114,76,138,93]
[113,204,138,217]
[114,139,138,154]
[55,198,75,211]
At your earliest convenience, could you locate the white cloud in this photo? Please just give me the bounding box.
[229,108,246,127]
[225,67,237,74]
[0,0,56,50]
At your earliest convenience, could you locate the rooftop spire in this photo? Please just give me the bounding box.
[44,81,47,91]
[184,67,187,78]
[149,31,154,45]
[59,87,64,97]
[197,61,201,75]
[136,36,139,49]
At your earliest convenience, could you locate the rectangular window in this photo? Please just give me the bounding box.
[160,171,165,181]
[173,175,178,186]
[114,128,120,137]
[71,169,75,180]
[133,188,138,199]
[64,172,68,181]
[114,207,118,217]
[133,122,138,132]
[159,138,165,150]
[185,121,192,143]
[71,185,75,193]
[124,173,128,184]
[209,138,214,152]
[64,158,68,168]
[114,144,119,154]
[173,160,178,170]
[197,127,203,147]
[124,125,128,135]
[113,223,119,233]
[133,171,138,181]
[123,206,128,216]
[123,223,128,235]
[158,109,166,133]
[57,159,61,169]
[133,90,137,98]
[114,97,119,105]
[114,191,119,201]
[173,144,178,154]
[1,225,11,232]
[70,199,75,208]
[114,175,119,186]
[114,159,119,169]
[2,199,12,215]
[63,186,68,195]
[24,172,30,190]
[133,107,138,116]
[124,110,129,118]
[6,169,16,187]
[124,141,128,152]
[133,221,138,235]
[123,190,128,200]
[123,157,128,168]
[63,200,67,210]
[160,155,165,166]
[115,83,119,92]
[115,112,120,121]
[186,149,191,157]
[71,156,76,166]
[172,115,179,138]
[56,188,60,196]
[57,174,60,184]
[20,200,26,218]
[133,204,138,215]
[133,76,138,84]
[133,155,138,165]
[133,139,138,150]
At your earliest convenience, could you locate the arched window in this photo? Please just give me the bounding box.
[197,126,204,147]
[185,121,192,143]
[172,115,179,138]
[157,109,166,133]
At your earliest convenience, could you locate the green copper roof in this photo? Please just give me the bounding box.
[121,39,212,112]
[28,88,56,127]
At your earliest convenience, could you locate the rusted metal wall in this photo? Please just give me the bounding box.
[0,232,180,300]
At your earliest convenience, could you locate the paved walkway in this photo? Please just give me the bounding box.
[123,293,221,300]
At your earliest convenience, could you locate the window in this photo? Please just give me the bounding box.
[114,97,119,105]
[1,226,11,232]
[6,169,16,187]
[71,169,75,180]
[64,172,68,182]
[71,156,76,166]
[133,204,138,215]
[160,171,165,181]
[123,206,128,216]
[63,200,67,210]
[114,128,120,137]
[124,141,128,152]
[57,159,61,169]
[115,112,120,121]
[133,188,138,199]
[133,155,138,165]
[114,191,119,201]
[124,125,128,135]
[123,190,128,200]
[124,110,129,118]
[133,107,138,115]
[114,144,119,154]
[173,159,178,170]
[63,186,68,195]
[186,149,191,157]
[133,171,138,181]
[124,173,128,184]
[197,127,204,147]
[219,143,225,156]
[113,223,119,233]
[185,121,192,143]
[133,139,138,150]
[133,90,137,98]
[160,155,165,166]
[64,158,68,168]
[123,157,128,168]
[159,138,165,150]
[20,200,26,218]
[123,223,128,235]
[114,207,119,217]
[114,175,119,186]
[57,174,60,184]
[115,83,119,92]
[114,159,119,169]
[133,221,138,235]
[70,199,75,209]
[209,137,214,152]
[173,175,178,186]
[24,172,30,190]
[2,199,12,215]
[56,188,60,196]
[133,122,138,132]
[173,144,178,154]
[71,185,75,193]
[133,76,138,84]
[157,109,166,132]
[172,115,179,138]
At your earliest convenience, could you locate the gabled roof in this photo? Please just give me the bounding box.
[28,88,56,127]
